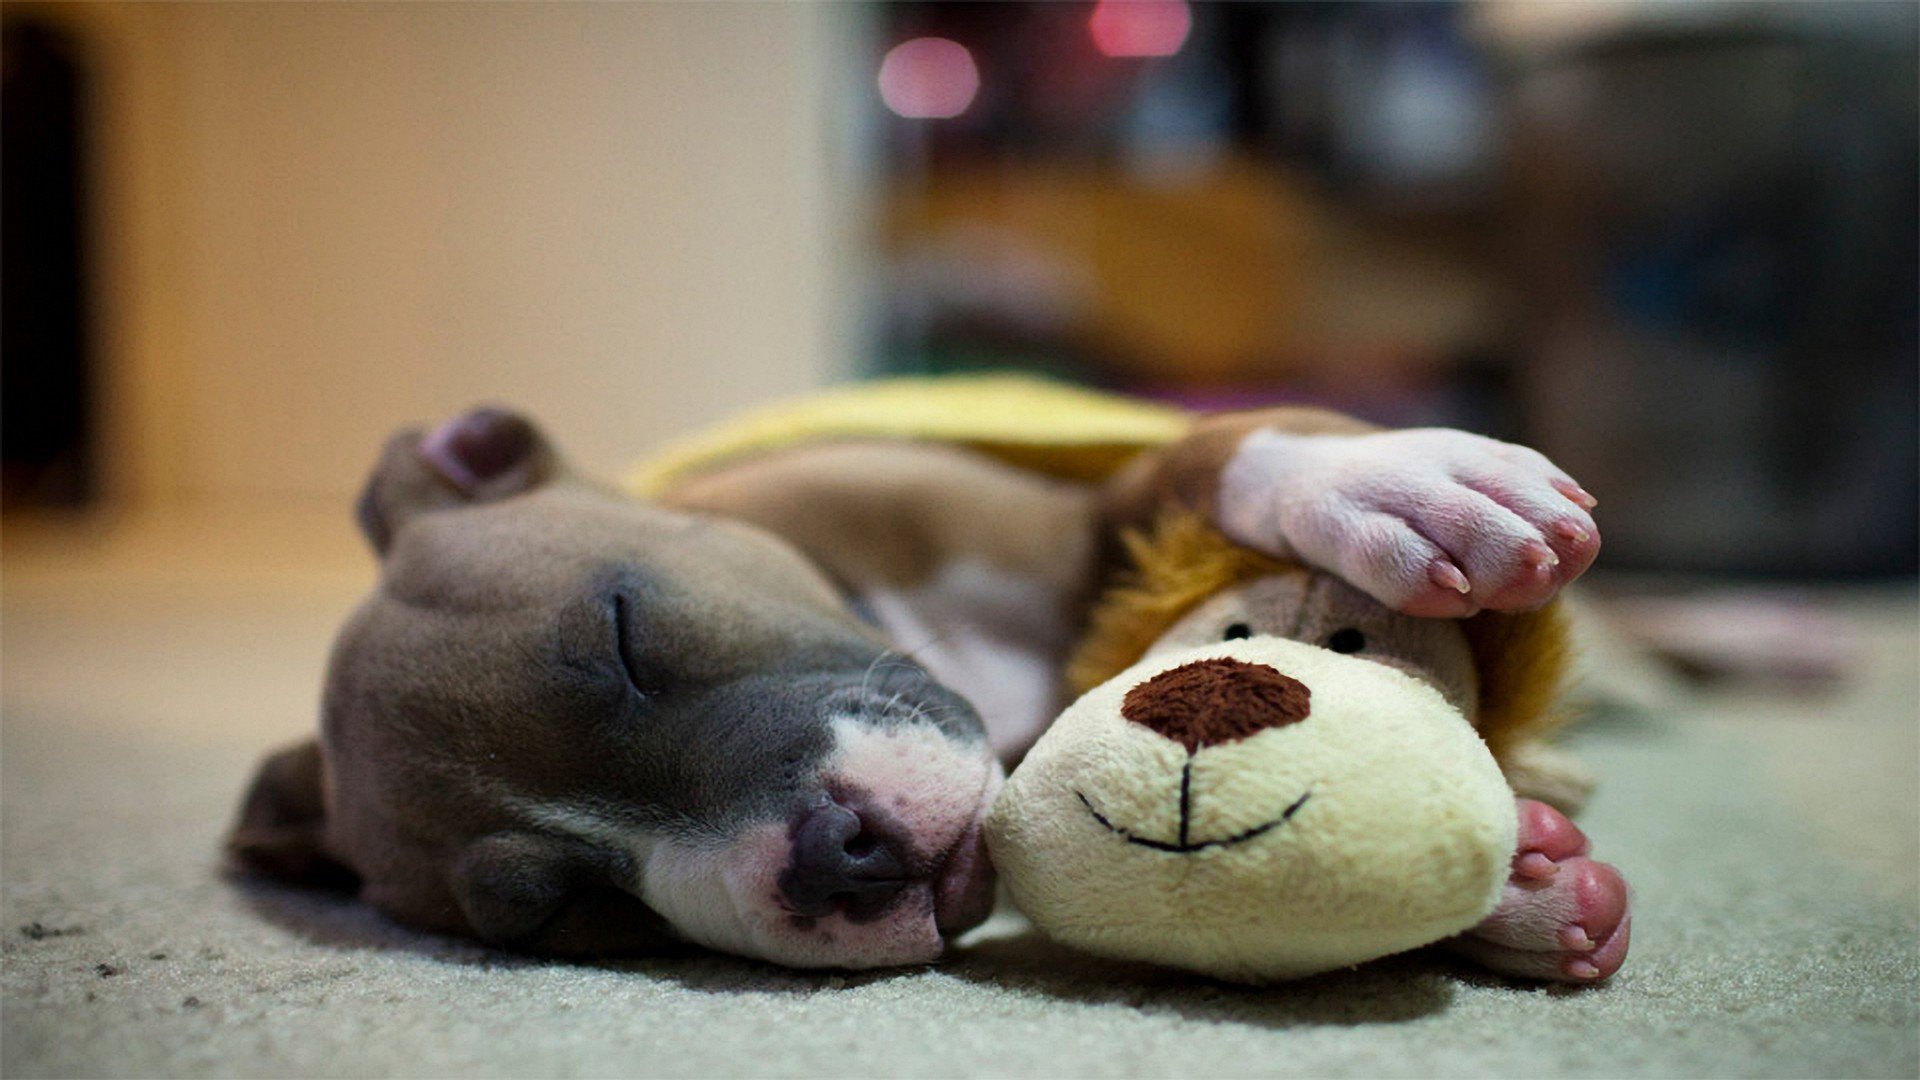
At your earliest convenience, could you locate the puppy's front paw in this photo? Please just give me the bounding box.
[1446,799,1631,983]
[1216,428,1600,617]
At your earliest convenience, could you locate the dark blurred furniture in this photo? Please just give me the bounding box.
[1507,16,1918,577]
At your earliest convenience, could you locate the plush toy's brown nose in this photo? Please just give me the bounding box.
[1121,658,1311,752]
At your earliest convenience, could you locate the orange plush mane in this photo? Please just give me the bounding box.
[1065,512,1575,765]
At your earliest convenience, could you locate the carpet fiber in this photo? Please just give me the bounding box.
[4,510,1916,1078]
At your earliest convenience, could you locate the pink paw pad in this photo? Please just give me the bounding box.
[1449,800,1631,983]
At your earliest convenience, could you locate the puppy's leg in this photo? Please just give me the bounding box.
[1106,409,1602,617]
[1445,798,1632,982]
[227,739,358,891]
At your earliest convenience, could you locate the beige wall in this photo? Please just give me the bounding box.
[42,1,863,505]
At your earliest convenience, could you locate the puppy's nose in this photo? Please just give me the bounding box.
[1122,657,1312,752]
[778,801,910,922]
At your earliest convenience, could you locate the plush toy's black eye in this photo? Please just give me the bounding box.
[1223,622,1254,641]
[1326,628,1366,654]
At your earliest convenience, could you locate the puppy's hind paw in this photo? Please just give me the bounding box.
[1445,799,1631,983]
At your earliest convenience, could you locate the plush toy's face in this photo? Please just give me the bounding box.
[987,568,1519,982]
[1146,568,1480,714]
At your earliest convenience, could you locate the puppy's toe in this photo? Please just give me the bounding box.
[1453,856,1631,983]
[1513,798,1591,878]
[1318,510,1482,619]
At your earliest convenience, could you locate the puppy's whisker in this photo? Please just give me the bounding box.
[879,688,908,718]
[905,704,957,726]
[857,649,900,701]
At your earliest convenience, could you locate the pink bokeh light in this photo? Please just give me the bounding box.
[878,37,981,120]
[1088,0,1192,59]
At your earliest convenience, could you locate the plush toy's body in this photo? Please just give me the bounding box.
[232,376,1628,980]
[989,513,1594,981]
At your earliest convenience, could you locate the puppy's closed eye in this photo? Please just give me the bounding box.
[612,594,655,698]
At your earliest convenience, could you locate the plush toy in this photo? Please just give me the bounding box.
[985,511,1582,982]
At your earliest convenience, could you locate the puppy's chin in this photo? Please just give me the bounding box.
[640,721,1003,969]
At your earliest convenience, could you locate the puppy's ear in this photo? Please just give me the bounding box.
[355,406,560,555]
[226,739,358,891]
[450,833,679,957]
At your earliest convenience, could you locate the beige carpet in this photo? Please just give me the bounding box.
[4,508,1916,1078]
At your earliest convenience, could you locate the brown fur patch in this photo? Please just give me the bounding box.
[1067,511,1574,768]
[1122,659,1312,751]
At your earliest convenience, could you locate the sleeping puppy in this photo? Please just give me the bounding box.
[230,411,1000,967]
[231,400,1622,976]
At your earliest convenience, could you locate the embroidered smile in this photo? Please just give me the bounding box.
[1075,762,1313,854]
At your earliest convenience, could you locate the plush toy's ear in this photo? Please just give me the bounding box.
[355,406,560,555]
[449,833,680,957]
[226,739,358,891]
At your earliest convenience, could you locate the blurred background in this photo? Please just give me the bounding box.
[1,1,1914,580]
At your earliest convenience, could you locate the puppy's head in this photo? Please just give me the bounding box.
[230,408,1000,968]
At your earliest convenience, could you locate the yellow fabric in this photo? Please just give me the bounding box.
[625,374,1192,497]
[987,635,1517,983]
